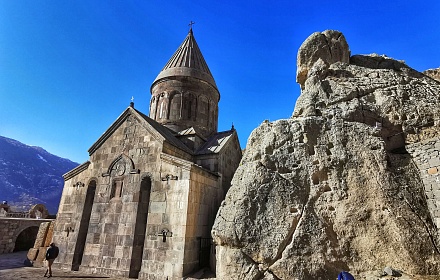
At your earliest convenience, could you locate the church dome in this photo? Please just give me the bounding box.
[149,28,220,138]
[151,28,218,91]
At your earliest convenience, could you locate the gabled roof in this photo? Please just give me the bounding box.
[63,161,90,180]
[195,129,237,155]
[134,109,193,154]
[88,106,193,156]
[152,29,218,91]
[86,104,239,159]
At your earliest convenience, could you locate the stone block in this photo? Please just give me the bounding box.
[27,248,39,261]
[164,262,174,278]
[114,246,124,258]
[36,246,48,262]
[428,167,439,175]
[148,213,163,225]
[104,223,117,234]
[150,202,167,213]
[150,192,166,201]
[33,222,50,248]
[44,222,54,247]
[88,244,101,256]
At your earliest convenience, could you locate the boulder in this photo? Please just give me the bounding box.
[212,30,440,279]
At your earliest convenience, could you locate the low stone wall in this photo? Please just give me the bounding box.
[0,217,54,254]
[0,219,19,253]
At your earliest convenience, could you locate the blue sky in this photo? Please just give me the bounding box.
[1,1,439,163]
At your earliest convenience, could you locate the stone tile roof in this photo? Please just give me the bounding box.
[152,29,218,90]
[177,127,207,140]
[195,129,236,155]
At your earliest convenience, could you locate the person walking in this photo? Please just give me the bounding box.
[44,243,59,278]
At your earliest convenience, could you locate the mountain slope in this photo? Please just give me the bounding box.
[0,136,79,214]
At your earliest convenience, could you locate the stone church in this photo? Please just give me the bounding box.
[52,28,242,279]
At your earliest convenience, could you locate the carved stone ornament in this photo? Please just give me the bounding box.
[74,182,85,189]
[102,154,139,177]
[161,174,178,181]
[113,161,126,176]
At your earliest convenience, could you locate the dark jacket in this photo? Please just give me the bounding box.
[46,246,59,260]
[338,271,355,280]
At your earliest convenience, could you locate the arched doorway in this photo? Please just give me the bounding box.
[72,180,96,271]
[129,176,151,278]
[14,226,39,252]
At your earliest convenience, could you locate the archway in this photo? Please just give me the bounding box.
[14,226,39,252]
[72,180,96,271]
[129,176,151,278]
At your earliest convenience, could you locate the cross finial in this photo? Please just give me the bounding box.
[130,96,134,108]
[188,21,195,31]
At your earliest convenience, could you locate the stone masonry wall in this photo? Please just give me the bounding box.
[0,218,20,253]
[150,77,219,138]
[186,167,220,274]
[139,154,192,280]
[407,137,440,228]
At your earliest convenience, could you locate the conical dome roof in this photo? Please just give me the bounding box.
[152,29,218,90]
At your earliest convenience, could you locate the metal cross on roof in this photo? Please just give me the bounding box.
[188,21,195,30]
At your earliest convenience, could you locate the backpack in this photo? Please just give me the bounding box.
[338,271,355,280]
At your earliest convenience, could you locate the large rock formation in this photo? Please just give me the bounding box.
[212,30,440,279]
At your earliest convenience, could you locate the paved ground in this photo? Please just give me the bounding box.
[4,251,438,280]
[0,251,215,280]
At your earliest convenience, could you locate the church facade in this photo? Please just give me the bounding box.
[52,29,242,279]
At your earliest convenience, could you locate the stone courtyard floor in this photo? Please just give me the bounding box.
[0,251,215,280]
[2,251,440,279]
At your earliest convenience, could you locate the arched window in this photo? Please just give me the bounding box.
[169,91,182,120]
[184,93,197,120]
[149,96,157,119]
[159,102,164,119]
[187,101,192,119]
[158,92,169,119]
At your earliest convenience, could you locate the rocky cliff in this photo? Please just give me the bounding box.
[212,30,440,279]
